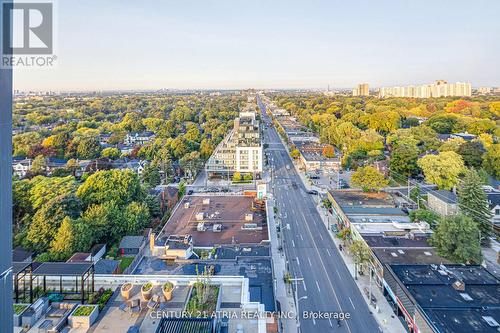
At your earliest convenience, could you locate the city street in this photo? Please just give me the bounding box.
[259,96,382,333]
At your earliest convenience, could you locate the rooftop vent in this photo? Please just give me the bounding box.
[184,202,190,208]
[453,280,466,292]
[482,316,499,327]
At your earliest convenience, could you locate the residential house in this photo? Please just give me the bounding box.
[124,131,155,145]
[66,252,92,262]
[149,185,180,213]
[46,157,68,175]
[450,132,476,141]
[90,244,106,262]
[12,157,32,178]
[293,141,340,172]
[427,190,458,216]
[485,189,500,229]
[114,159,148,175]
[119,236,145,256]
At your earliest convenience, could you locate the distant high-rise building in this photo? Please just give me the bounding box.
[379,80,471,98]
[352,83,369,96]
[477,87,491,95]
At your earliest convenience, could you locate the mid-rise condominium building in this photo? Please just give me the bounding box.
[379,80,472,98]
[205,98,263,176]
[353,83,370,96]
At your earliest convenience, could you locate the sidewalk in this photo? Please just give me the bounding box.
[266,198,298,333]
[284,140,405,333]
[315,204,405,333]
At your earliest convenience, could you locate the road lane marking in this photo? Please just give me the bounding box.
[326,249,331,256]
[316,280,321,292]
[300,234,304,241]
[328,318,333,327]
[296,257,300,266]
[291,240,295,247]
[336,270,341,279]
[319,233,324,240]
[307,257,312,267]
[302,280,307,291]
[349,297,356,309]
[312,317,316,325]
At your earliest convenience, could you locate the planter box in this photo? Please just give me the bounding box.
[141,283,153,301]
[13,304,29,327]
[121,283,133,300]
[68,305,99,329]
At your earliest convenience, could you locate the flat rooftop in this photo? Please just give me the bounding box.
[329,190,395,207]
[134,249,275,311]
[373,248,449,265]
[354,222,429,235]
[158,195,268,247]
[389,264,500,333]
[363,235,432,248]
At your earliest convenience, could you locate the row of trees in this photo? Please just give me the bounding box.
[14,170,157,261]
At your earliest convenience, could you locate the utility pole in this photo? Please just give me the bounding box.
[289,277,306,333]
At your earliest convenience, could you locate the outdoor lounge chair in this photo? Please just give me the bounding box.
[129,299,141,315]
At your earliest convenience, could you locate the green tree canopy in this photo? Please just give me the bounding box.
[430,214,481,264]
[457,141,485,169]
[76,169,143,207]
[483,144,500,178]
[458,169,493,245]
[26,194,82,252]
[389,144,419,178]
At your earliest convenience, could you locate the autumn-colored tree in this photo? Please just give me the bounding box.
[417,151,465,190]
[322,145,335,158]
[483,144,500,179]
[351,166,389,192]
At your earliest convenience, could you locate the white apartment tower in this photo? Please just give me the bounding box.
[379,80,472,98]
[206,97,263,176]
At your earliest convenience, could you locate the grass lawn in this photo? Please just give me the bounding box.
[13,304,28,315]
[119,257,134,272]
[73,305,95,316]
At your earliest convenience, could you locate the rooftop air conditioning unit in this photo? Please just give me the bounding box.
[203,198,210,205]
[245,213,254,221]
[197,222,205,232]
[195,212,204,221]
[184,202,190,209]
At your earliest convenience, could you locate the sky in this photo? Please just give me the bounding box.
[13,0,500,91]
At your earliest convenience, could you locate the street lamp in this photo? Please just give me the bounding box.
[289,277,305,332]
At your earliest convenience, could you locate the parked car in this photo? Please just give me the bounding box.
[307,190,319,195]
[187,190,193,195]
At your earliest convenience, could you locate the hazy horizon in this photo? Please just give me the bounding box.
[13,0,500,91]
